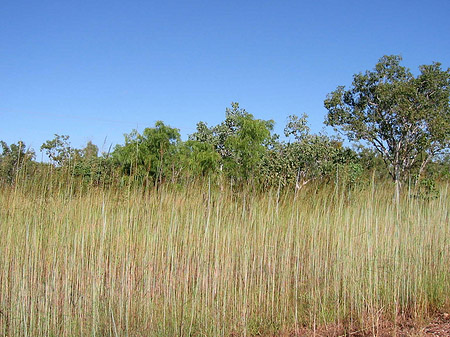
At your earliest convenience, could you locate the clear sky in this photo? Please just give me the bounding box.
[1,0,449,158]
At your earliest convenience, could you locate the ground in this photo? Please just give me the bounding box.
[278,313,450,336]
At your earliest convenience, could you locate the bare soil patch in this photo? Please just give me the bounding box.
[275,313,450,336]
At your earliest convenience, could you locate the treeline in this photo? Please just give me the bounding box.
[1,102,449,193]
[3,55,450,193]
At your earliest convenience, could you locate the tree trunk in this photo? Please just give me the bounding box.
[393,165,401,206]
[394,178,401,205]
[415,155,431,186]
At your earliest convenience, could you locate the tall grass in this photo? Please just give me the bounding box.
[0,177,449,336]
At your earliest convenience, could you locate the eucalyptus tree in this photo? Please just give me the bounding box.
[324,55,450,197]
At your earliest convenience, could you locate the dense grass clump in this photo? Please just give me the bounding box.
[0,179,449,336]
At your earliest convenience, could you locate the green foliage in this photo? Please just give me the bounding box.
[260,115,357,189]
[191,102,274,181]
[284,113,310,141]
[72,142,115,184]
[190,121,214,143]
[0,140,35,183]
[429,154,450,180]
[40,136,115,185]
[40,134,74,166]
[415,178,440,200]
[177,140,220,177]
[112,121,180,183]
[335,162,364,188]
[6,88,450,190]
[81,141,98,160]
[324,55,450,186]
[223,109,273,179]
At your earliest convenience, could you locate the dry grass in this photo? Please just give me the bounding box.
[0,178,449,336]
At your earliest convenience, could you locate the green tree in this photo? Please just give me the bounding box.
[113,121,180,184]
[72,141,104,182]
[177,140,220,178]
[190,102,274,181]
[284,113,310,141]
[41,134,74,166]
[0,141,35,183]
[81,141,98,160]
[259,115,356,189]
[324,55,450,197]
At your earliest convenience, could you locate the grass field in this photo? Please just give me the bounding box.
[0,179,449,336]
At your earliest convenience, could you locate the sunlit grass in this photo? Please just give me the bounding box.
[0,177,449,336]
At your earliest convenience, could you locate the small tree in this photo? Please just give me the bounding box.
[0,141,35,183]
[324,55,450,197]
[190,102,274,181]
[284,114,354,189]
[259,115,356,189]
[113,121,180,184]
[41,134,74,166]
[72,141,102,183]
[177,140,220,178]
[81,141,98,160]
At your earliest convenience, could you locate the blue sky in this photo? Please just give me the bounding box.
[1,0,449,158]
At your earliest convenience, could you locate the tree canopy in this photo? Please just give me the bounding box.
[112,121,180,184]
[190,102,274,181]
[324,55,450,192]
